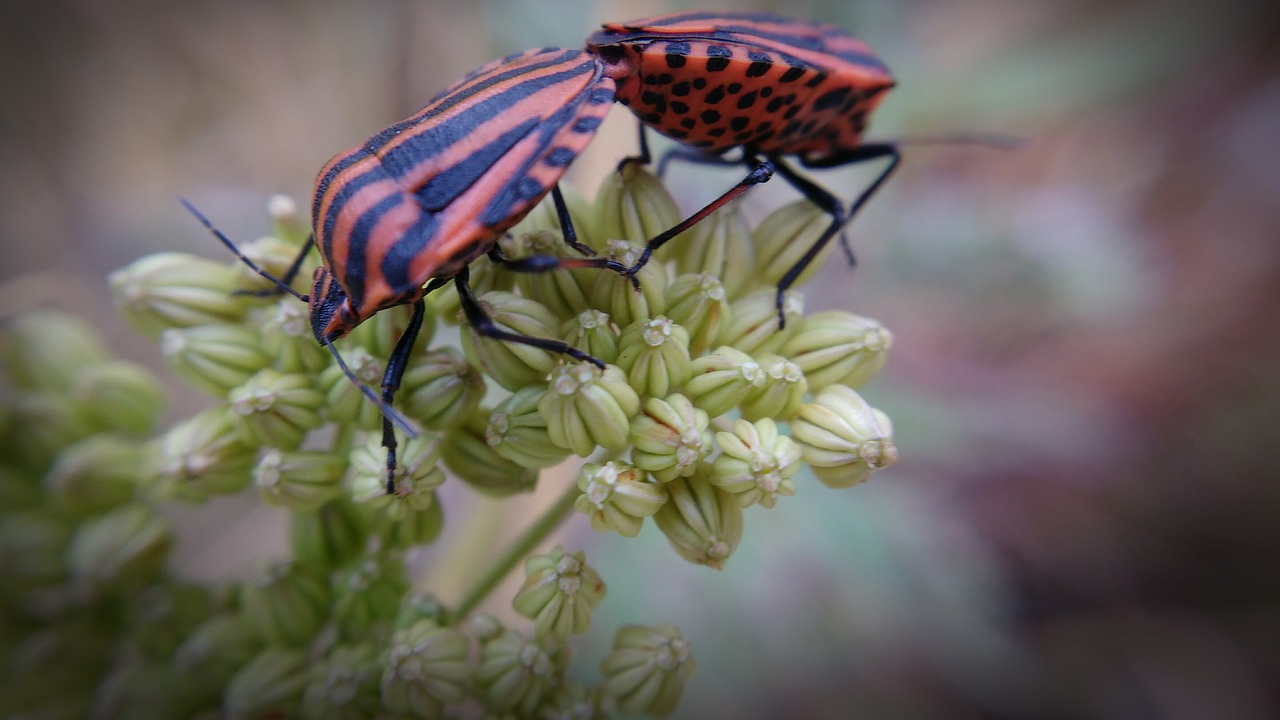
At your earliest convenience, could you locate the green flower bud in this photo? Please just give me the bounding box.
[711,418,802,508]
[575,461,666,537]
[174,613,263,677]
[680,346,766,418]
[587,239,668,327]
[460,291,562,392]
[0,510,72,589]
[539,682,605,720]
[441,408,538,496]
[539,363,641,457]
[476,630,558,716]
[486,386,572,469]
[254,448,345,512]
[260,299,329,375]
[44,435,142,516]
[229,369,325,450]
[394,591,446,629]
[290,499,370,570]
[781,310,893,391]
[716,287,803,356]
[509,229,594,321]
[67,504,171,598]
[513,546,606,641]
[792,385,898,488]
[382,619,470,719]
[3,309,110,392]
[224,647,308,719]
[4,393,94,470]
[616,317,693,399]
[467,612,505,643]
[109,252,244,337]
[561,309,620,366]
[672,199,755,299]
[71,360,166,436]
[316,345,384,431]
[665,273,732,356]
[331,550,409,637]
[268,193,311,246]
[349,432,445,511]
[629,394,711,483]
[600,624,695,717]
[160,324,270,397]
[374,491,444,549]
[152,407,257,501]
[653,471,742,569]
[399,347,485,431]
[229,234,310,296]
[238,560,330,647]
[594,162,682,254]
[753,199,836,290]
[738,353,808,422]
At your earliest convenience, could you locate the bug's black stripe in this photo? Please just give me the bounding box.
[479,73,603,227]
[313,50,582,221]
[412,118,540,211]
[320,61,594,262]
[366,50,587,153]
[377,59,598,181]
[314,149,364,247]
[380,211,440,296]
[342,192,403,311]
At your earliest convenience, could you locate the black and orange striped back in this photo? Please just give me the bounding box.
[308,47,615,341]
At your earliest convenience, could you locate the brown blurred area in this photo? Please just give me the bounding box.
[3,0,1280,717]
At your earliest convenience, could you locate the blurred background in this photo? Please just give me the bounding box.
[3,0,1279,717]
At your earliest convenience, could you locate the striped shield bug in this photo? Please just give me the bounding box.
[586,12,903,324]
[185,47,626,492]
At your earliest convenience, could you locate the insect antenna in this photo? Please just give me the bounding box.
[179,197,308,302]
[181,197,418,438]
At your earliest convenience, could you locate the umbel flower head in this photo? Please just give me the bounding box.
[0,161,908,718]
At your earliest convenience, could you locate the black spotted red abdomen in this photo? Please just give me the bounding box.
[586,12,895,160]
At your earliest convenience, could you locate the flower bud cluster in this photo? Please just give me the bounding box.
[0,163,903,716]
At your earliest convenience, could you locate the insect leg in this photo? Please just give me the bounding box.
[625,157,775,280]
[656,146,745,178]
[614,124,655,174]
[771,144,901,327]
[551,185,593,257]
[378,299,427,494]
[455,266,605,369]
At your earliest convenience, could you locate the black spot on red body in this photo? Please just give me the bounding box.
[727,82,742,94]
[813,87,850,111]
[730,117,749,132]
[681,117,696,129]
[692,78,707,90]
[736,91,757,110]
[779,66,805,83]
[766,97,786,113]
[672,81,691,97]
[705,86,725,104]
[670,100,690,115]
[701,109,721,124]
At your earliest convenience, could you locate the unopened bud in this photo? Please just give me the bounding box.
[460,291,563,392]
[441,408,538,496]
[399,347,485,431]
[753,199,835,290]
[792,385,898,488]
[616,317,693,399]
[160,323,270,397]
[575,461,666,537]
[711,418,801,508]
[781,310,892,391]
[665,273,731,356]
[738,353,807,422]
[601,624,695,716]
[228,369,325,450]
[539,363,640,457]
[653,470,742,570]
[512,546,606,641]
[486,386,572,469]
[629,394,711,483]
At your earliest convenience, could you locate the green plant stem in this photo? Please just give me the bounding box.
[446,480,580,625]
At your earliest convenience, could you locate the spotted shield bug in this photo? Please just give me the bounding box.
[587,12,902,323]
[186,47,627,492]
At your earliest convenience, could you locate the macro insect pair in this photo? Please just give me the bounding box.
[186,11,903,493]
